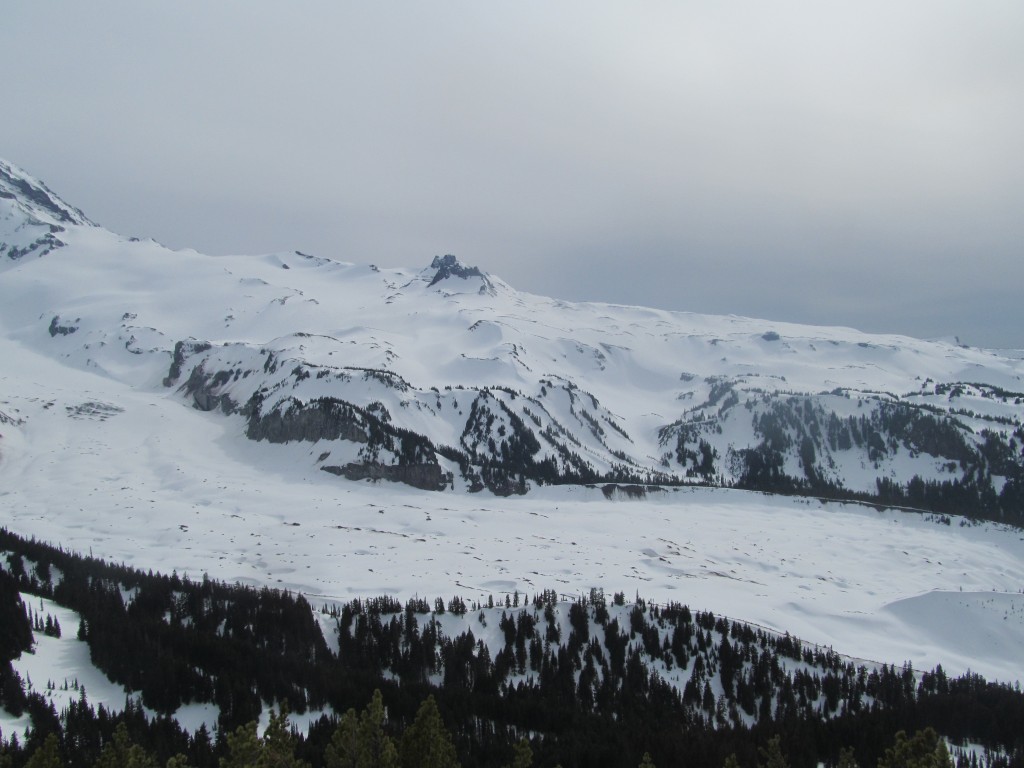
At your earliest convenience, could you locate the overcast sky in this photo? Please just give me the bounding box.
[3,2,1022,347]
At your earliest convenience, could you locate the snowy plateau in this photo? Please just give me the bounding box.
[1,157,1024,739]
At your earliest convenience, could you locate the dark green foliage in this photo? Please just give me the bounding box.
[0,529,331,731]
[673,425,719,481]
[878,729,953,768]
[759,736,788,768]
[504,739,532,768]
[0,569,33,661]
[723,395,1024,526]
[459,392,543,494]
[95,722,159,768]
[218,707,309,768]
[400,696,458,768]
[3,529,1024,768]
[0,569,33,718]
[22,734,62,768]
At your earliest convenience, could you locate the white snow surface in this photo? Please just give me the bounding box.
[1,158,1023,703]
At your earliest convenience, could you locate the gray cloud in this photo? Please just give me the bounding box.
[3,1,1022,347]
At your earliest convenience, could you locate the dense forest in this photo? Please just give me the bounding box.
[2,528,1023,768]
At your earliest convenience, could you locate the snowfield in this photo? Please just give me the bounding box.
[2,329,1022,689]
[1,156,1022,724]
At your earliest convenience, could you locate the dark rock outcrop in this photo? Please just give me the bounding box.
[48,315,79,337]
[0,158,93,226]
[428,254,483,284]
[163,340,213,387]
[321,461,450,491]
[246,398,369,444]
[5,230,67,261]
[182,366,238,414]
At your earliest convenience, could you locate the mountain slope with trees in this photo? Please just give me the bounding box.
[2,530,1023,768]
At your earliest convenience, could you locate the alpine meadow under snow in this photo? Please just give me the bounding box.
[2,157,1024,754]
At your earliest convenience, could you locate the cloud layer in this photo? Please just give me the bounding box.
[4,1,1022,346]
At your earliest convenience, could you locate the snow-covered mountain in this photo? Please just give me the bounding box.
[2,158,1022,512]
[2,157,1024,693]
[0,158,92,261]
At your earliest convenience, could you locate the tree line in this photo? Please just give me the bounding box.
[2,528,1023,767]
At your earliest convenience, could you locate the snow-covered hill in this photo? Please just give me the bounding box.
[3,158,1022,508]
[1,158,1023,689]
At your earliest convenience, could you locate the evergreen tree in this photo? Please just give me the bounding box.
[400,695,458,768]
[220,707,308,768]
[262,706,310,768]
[95,723,159,768]
[878,729,953,768]
[23,734,62,768]
[505,738,532,768]
[360,690,399,768]
[639,752,656,768]
[759,736,789,768]
[326,690,398,768]
[0,570,33,659]
[221,721,263,768]
[324,709,362,768]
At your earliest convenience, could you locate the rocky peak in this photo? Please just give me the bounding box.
[426,254,497,296]
[1,158,96,262]
[0,158,93,227]
[427,254,485,285]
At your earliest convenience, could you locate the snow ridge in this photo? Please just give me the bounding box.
[0,158,92,227]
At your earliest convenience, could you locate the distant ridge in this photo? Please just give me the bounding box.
[0,158,92,227]
[0,157,1021,521]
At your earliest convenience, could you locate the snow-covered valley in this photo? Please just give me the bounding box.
[2,334,1022,687]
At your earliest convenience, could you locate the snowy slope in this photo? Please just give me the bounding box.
[0,158,92,264]
[2,156,1022,501]
[1,158,1022,691]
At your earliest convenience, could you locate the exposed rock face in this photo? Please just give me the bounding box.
[48,315,79,337]
[0,159,92,226]
[182,366,238,414]
[601,484,666,500]
[245,398,369,444]
[164,340,212,387]
[170,346,453,491]
[428,254,484,285]
[321,461,450,491]
[1,159,93,261]
[4,229,67,261]
[480,473,528,497]
[427,254,496,295]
